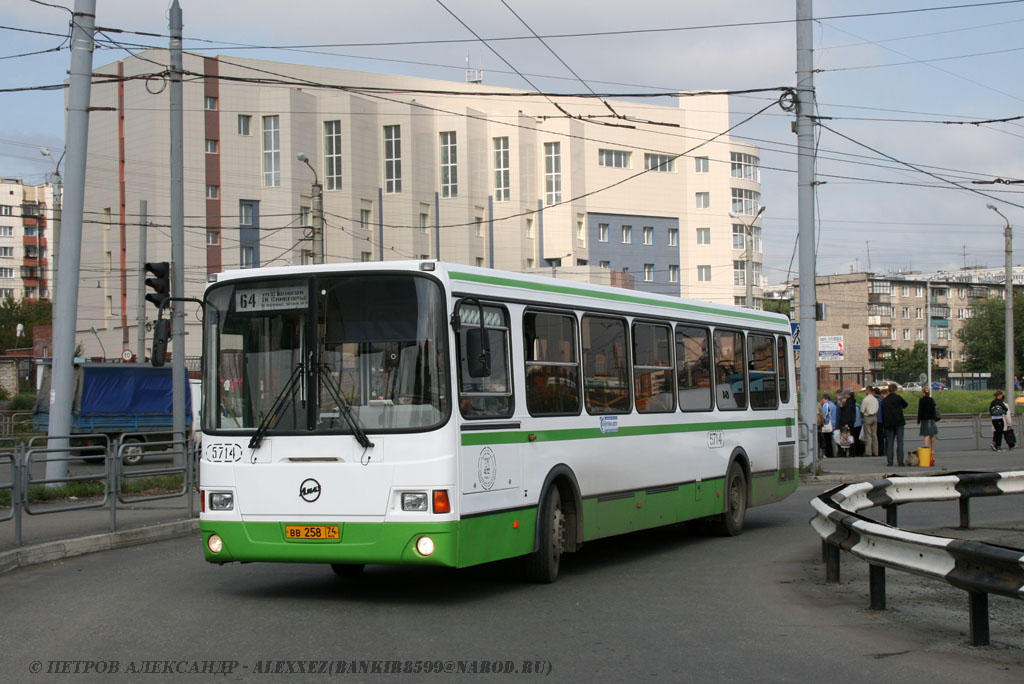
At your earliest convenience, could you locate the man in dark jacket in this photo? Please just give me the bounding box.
[881,383,909,466]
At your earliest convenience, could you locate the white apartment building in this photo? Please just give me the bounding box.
[76,52,763,359]
[0,178,53,302]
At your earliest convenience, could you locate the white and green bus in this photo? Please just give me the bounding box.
[199,261,798,582]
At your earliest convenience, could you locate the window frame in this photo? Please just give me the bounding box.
[324,120,342,191]
[523,308,582,417]
[713,328,747,411]
[632,320,675,414]
[747,333,778,410]
[440,131,458,198]
[493,136,510,201]
[384,124,402,194]
[456,300,514,420]
[262,115,280,188]
[581,313,632,416]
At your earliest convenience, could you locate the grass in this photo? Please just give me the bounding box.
[818,389,1010,416]
[0,473,186,507]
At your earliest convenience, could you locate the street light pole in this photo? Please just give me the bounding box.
[730,205,765,308]
[297,153,324,264]
[988,204,1014,401]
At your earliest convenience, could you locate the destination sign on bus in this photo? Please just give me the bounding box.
[235,286,308,312]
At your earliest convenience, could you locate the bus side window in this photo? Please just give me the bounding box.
[714,329,746,410]
[748,333,777,410]
[676,325,712,411]
[634,322,674,413]
[524,311,581,416]
[456,302,513,419]
[582,315,631,415]
[777,336,790,403]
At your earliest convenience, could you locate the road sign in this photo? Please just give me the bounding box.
[791,322,800,351]
[121,350,134,362]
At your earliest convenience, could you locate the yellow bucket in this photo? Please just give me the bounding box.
[918,447,932,467]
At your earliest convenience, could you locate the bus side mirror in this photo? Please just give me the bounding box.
[466,328,491,378]
[152,318,170,367]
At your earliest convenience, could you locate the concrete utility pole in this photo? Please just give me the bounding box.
[169,1,186,445]
[988,204,1014,401]
[926,280,932,391]
[796,0,819,469]
[136,200,147,359]
[297,153,324,263]
[46,0,96,483]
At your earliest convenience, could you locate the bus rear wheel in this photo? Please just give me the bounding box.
[524,487,565,583]
[712,462,747,537]
[331,563,365,577]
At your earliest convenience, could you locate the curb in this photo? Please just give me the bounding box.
[0,518,200,575]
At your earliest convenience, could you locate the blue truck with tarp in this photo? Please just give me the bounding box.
[33,363,193,464]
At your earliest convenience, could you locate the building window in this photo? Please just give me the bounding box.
[696,192,710,209]
[360,208,371,230]
[732,224,746,249]
[324,120,342,191]
[0,226,11,237]
[697,265,711,282]
[240,245,254,268]
[544,142,561,205]
[916,308,923,319]
[599,149,630,168]
[916,329,924,341]
[670,228,681,246]
[475,217,484,237]
[915,287,923,297]
[644,264,654,282]
[206,185,219,199]
[206,231,219,245]
[0,288,12,297]
[204,96,217,111]
[621,225,631,244]
[903,328,910,340]
[600,260,610,269]
[527,218,534,239]
[902,286,909,297]
[902,307,910,319]
[643,226,653,245]
[239,200,257,227]
[360,251,371,262]
[733,260,746,286]
[598,224,608,242]
[644,153,675,172]
[440,131,458,198]
[669,264,679,282]
[493,137,510,201]
[752,225,762,253]
[731,188,760,215]
[384,125,402,194]
[753,262,762,287]
[205,139,218,154]
[730,152,760,182]
[0,247,11,258]
[419,213,429,233]
[262,115,280,187]
[476,257,484,267]
[237,114,251,135]
[577,220,585,245]
[695,156,709,173]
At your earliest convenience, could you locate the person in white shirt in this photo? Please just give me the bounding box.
[860,387,880,457]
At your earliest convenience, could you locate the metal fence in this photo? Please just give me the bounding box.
[2,433,199,547]
[810,471,1024,646]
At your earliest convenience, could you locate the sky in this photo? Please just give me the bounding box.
[3,0,1024,286]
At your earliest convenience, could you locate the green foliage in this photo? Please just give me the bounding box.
[957,293,1024,382]
[7,392,36,411]
[0,298,51,353]
[882,342,928,382]
[763,299,791,317]
[0,474,185,507]
[0,386,9,402]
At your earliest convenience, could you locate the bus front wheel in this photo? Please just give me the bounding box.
[524,486,565,583]
[713,462,747,537]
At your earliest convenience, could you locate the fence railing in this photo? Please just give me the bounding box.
[810,471,1024,646]
[2,433,199,547]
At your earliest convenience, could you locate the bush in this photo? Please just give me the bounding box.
[8,392,37,411]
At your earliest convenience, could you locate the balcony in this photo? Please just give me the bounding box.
[968,287,989,299]
[868,292,891,305]
[868,337,893,348]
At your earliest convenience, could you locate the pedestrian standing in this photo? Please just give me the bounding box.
[917,387,938,456]
[881,383,908,467]
[860,386,879,457]
[819,394,837,459]
[989,390,1011,451]
[851,390,863,455]
[876,386,886,452]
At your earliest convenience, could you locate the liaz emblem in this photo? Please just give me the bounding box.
[478,447,497,490]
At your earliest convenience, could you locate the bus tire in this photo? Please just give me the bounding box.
[524,486,565,583]
[712,461,747,537]
[331,563,365,577]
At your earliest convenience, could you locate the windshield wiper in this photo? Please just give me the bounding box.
[317,364,374,450]
[248,362,305,450]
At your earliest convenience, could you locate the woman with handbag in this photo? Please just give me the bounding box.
[917,387,939,456]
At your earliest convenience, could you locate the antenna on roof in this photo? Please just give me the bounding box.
[466,53,483,84]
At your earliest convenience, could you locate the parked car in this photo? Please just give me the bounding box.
[871,380,903,391]
[931,381,948,391]
[903,382,922,392]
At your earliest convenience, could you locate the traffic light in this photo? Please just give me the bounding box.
[151,318,169,367]
[145,261,170,309]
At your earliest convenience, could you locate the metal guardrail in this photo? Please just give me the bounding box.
[0,412,37,436]
[810,471,1024,646]
[1,433,199,547]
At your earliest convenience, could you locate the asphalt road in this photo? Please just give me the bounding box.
[1,485,1021,683]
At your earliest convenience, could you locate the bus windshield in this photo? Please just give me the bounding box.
[204,273,450,435]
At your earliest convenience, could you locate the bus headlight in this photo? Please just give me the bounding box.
[207,534,224,554]
[401,492,428,511]
[415,536,435,556]
[210,492,234,511]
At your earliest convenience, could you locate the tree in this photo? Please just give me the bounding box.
[957,293,1024,379]
[0,298,52,354]
[763,299,791,317]
[883,342,928,383]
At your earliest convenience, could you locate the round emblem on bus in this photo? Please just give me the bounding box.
[478,448,496,490]
[299,478,321,503]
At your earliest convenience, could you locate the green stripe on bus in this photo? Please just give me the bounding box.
[449,270,785,325]
[461,417,789,446]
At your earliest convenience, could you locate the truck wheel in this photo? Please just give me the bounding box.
[122,437,145,466]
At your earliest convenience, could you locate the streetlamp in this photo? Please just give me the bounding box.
[40,147,61,302]
[296,152,324,264]
[549,252,572,280]
[729,205,766,308]
[987,204,1014,401]
[89,326,106,361]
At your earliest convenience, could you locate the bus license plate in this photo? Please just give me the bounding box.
[284,525,340,541]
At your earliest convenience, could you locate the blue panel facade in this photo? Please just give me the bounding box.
[588,212,680,296]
